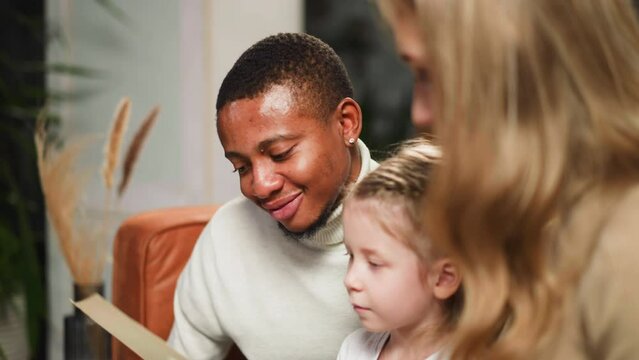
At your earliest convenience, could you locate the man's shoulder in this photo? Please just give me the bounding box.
[211,196,263,223]
[216,195,257,213]
[204,196,275,239]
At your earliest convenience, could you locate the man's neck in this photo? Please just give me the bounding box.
[348,145,362,184]
[277,199,335,241]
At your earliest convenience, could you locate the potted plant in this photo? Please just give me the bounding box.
[1,1,127,357]
[35,98,159,359]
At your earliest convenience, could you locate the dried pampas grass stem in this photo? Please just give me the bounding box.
[35,113,103,285]
[35,98,159,287]
[118,105,160,197]
[102,97,131,190]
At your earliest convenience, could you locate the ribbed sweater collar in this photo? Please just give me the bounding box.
[298,140,376,250]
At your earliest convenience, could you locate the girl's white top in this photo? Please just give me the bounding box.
[337,328,446,360]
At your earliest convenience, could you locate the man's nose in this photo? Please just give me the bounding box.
[251,163,283,199]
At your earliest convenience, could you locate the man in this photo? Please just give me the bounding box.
[168,33,379,359]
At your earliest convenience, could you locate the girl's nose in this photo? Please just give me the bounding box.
[344,266,362,292]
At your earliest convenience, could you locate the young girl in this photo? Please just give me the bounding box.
[337,140,462,360]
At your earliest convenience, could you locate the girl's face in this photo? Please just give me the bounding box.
[343,199,440,333]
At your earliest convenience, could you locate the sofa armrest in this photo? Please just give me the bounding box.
[111,206,216,359]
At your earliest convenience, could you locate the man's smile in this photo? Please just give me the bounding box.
[261,192,303,222]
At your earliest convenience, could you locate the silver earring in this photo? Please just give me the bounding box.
[348,138,355,145]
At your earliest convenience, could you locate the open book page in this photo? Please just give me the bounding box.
[72,294,186,360]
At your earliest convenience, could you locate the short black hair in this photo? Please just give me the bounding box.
[215,32,354,120]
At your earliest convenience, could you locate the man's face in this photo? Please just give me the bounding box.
[391,13,434,133]
[218,85,353,234]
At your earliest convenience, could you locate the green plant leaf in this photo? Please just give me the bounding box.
[47,63,104,77]
[0,222,21,312]
[95,0,131,26]
[0,160,44,351]
[11,62,104,78]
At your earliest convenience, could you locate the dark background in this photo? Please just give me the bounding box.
[306,0,416,159]
[0,0,47,359]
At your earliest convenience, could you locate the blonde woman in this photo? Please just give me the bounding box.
[378,0,639,359]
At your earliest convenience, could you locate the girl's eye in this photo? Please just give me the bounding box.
[344,251,354,263]
[368,261,382,268]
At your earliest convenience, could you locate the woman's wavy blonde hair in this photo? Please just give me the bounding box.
[380,0,639,358]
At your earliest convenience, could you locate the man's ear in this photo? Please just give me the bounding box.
[335,97,362,145]
[430,259,462,301]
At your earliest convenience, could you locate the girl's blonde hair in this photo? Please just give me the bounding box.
[380,0,639,358]
[348,139,439,252]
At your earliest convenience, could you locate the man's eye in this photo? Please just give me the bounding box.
[232,166,248,175]
[271,148,292,161]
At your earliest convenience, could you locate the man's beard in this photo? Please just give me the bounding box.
[277,193,343,241]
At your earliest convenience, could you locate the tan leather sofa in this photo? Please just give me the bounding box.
[111,206,245,360]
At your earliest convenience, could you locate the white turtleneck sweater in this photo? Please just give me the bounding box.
[169,141,378,360]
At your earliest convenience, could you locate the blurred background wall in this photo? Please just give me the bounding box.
[2,0,413,359]
[44,1,302,359]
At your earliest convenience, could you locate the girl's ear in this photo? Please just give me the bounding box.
[430,259,462,301]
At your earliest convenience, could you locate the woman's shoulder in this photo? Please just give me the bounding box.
[601,184,639,244]
[575,183,639,358]
[589,184,639,273]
